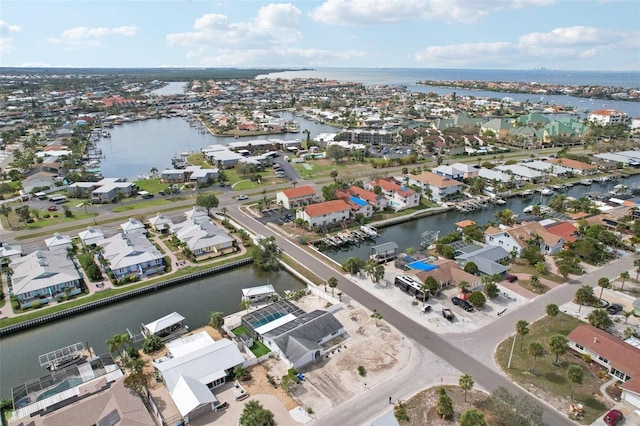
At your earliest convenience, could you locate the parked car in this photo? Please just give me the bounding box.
[504,274,518,282]
[606,304,623,315]
[452,296,474,312]
[237,195,248,201]
[47,205,58,212]
[442,308,454,321]
[603,409,623,426]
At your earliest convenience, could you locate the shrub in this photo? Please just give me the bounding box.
[26,218,34,223]
[394,400,409,422]
[142,335,164,354]
[31,301,42,309]
[357,365,367,377]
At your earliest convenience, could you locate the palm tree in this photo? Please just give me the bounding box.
[575,285,594,313]
[327,276,338,297]
[0,203,13,227]
[209,311,224,330]
[371,309,383,327]
[545,303,559,329]
[516,320,530,351]
[567,365,584,401]
[106,333,132,361]
[528,341,544,374]
[623,310,633,324]
[221,207,228,218]
[458,374,474,402]
[597,277,610,301]
[549,334,568,365]
[619,271,630,291]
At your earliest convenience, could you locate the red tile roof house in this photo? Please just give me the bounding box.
[275,185,320,210]
[367,177,420,211]
[548,158,598,176]
[567,324,640,409]
[335,189,374,218]
[544,221,579,244]
[298,200,351,231]
[406,171,462,203]
[484,222,565,257]
[347,185,388,211]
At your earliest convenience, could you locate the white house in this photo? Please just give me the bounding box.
[406,172,461,202]
[10,250,82,309]
[78,226,105,246]
[148,213,174,234]
[171,219,235,259]
[588,109,627,126]
[153,331,245,421]
[44,233,73,252]
[120,218,146,235]
[367,177,420,211]
[298,199,351,230]
[276,186,320,210]
[0,242,22,260]
[484,222,565,257]
[98,233,165,280]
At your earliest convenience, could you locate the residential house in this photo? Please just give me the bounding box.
[346,185,387,211]
[0,242,22,260]
[432,163,479,181]
[495,164,542,183]
[161,166,219,184]
[120,218,146,235]
[455,245,510,276]
[484,222,565,257]
[547,158,598,175]
[44,232,73,252]
[148,213,174,234]
[81,178,135,204]
[240,300,347,369]
[478,167,518,185]
[153,331,245,421]
[588,109,627,126]
[98,233,165,280]
[368,177,420,210]
[78,226,105,246]
[480,118,513,140]
[522,160,572,177]
[10,250,82,309]
[544,221,579,244]
[298,200,351,230]
[406,172,461,202]
[567,324,640,409]
[408,259,480,291]
[542,118,587,143]
[515,112,549,127]
[276,186,319,210]
[171,217,235,259]
[335,189,374,218]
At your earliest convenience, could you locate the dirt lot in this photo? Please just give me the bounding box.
[398,385,488,426]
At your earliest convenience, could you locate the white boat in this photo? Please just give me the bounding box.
[494,199,507,205]
[580,179,593,185]
[540,187,554,196]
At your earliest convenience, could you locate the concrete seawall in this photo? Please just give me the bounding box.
[0,257,253,337]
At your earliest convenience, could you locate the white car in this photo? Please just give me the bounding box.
[237,195,248,200]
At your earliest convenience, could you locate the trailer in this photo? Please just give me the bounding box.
[442,308,455,321]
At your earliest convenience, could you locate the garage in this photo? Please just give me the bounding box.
[622,385,640,409]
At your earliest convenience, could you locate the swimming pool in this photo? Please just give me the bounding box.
[251,312,285,328]
[37,378,84,401]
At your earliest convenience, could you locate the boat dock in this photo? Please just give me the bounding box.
[312,226,378,249]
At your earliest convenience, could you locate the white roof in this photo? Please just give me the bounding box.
[100,233,163,271]
[171,375,218,417]
[143,312,185,334]
[496,164,542,179]
[11,251,81,296]
[478,167,513,183]
[44,233,72,250]
[0,243,22,258]
[255,313,297,335]
[120,218,145,233]
[78,227,104,244]
[242,284,276,298]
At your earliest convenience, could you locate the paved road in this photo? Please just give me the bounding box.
[227,206,583,425]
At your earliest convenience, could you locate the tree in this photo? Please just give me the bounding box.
[327,276,338,297]
[342,256,365,275]
[516,320,530,351]
[483,281,499,299]
[487,386,543,426]
[251,236,281,271]
[549,334,568,365]
[106,333,132,361]
[239,400,275,426]
[436,387,454,420]
[423,276,439,300]
[567,365,584,400]
[142,334,163,354]
[460,409,487,426]
[588,309,612,329]
[123,370,148,396]
[575,285,594,312]
[463,261,478,275]
[372,264,385,284]
[468,291,486,308]
[195,193,219,215]
[619,271,630,291]
[371,309,383,327]
[0,203,12,227]
[528,341,544,374]
[233,365,250,380]
[529,274,541,290]
[623,310,633,324]
[545,303,559,329]
[329,170,339,181]
[209,311,225,330]
[240,299,252,313]
[597,277,610,301]
[459,374,474,402]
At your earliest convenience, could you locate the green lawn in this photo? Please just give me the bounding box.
[519,278,551,294]
[231,325,271,357]
[112,198,172,212]
[134,178,170,194]
[22,211,98,230]
[495,313,608,424]
[509,259,566,284]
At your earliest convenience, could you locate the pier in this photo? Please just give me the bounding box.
[312,226,378,249]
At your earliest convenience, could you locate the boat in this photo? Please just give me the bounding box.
[47,353,84,371]
[540,187,554,196]
[494,199,506,205]
[580,179,593,185]
[521,189,534,197]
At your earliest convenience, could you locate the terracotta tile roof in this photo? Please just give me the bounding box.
[506,222,563,247]
[371,178,416,197]
[455,220,476,228]
[484,226,504,235]
[304,199,351,217]
[547,158,597,171]
[411,259,477,285]
[590,109,624,116]
[281,185,316,199]
[411,171,461,188]
[567,324,640,387]
[348,186,378,203]
[545,221,579,243]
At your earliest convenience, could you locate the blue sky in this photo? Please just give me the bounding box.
[1,0,639,70]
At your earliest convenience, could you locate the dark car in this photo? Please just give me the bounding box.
[504,274,518,282]
[451,296,474,312]
[603,409,623,426]
[606,304,623,315]
[47,205,58,211]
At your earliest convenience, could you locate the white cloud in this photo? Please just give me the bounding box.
[309,0,554,25]
[0,20,22,55]
[61,25,139,41]
[197,47,364,67]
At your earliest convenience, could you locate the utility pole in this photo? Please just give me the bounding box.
[507,333,517,369]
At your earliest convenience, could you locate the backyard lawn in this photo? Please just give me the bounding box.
[232,325,271,357]
[495,313,610,424]
[509,258,566,284]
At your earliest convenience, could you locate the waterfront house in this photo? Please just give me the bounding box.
[171,217,235,259]
[367,177,419,211]
[298,199,351,230]
[544,221,579,244]
[588,109,627,126]
[484,222,565,257]
[161,165,220,184]
[276,185,320,210]
[478,167,517,184]
[567,324,640,409]
[11,250,82,309]
[160,169,185,183]
[77,226,105,246]
[44,232,73,252]
[406,172,461,202]
[495,164,542,182]
[120,218,146,235]
[432,163,479,181]
[0,242,22,260]
[547,158,598,175]
[522,160,572,177]
[153,331,245,421]
[98,233,165,281]
[345,185,387,211]
[335,189,374,218]
[542,118,587,143]
[241,284,276,303]
[455,245,510,276]
[515,112,549,127]
[148,213,174,234]
[240,300,347,369]
[408,258,480,291]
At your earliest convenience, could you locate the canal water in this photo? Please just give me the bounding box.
[325,175,640,264]
[0,266,305,399]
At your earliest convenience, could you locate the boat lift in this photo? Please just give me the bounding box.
[420,230,439,248]
[38,342,85,369]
